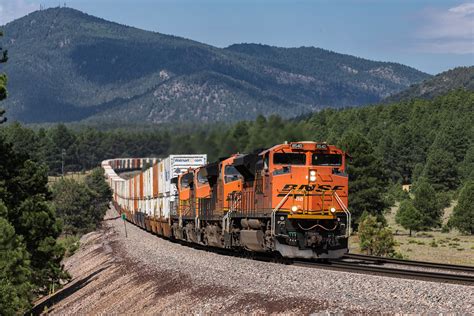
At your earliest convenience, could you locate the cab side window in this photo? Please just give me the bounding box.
[180,176,189,189]
[197,169,208,185]
[224,165,242,183]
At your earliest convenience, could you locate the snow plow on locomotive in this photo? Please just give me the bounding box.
[102,141,351,259]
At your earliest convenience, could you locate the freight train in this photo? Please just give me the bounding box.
[102,141,351,259]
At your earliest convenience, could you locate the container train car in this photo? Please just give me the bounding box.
[102,141,351,259]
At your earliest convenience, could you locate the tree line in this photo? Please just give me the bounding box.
[2,90,471,226]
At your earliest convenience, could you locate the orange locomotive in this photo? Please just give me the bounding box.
[176,141,350,259]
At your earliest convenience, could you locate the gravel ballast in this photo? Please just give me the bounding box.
[43,208,473,314]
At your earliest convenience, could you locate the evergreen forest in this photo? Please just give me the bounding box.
[1,89,472,232]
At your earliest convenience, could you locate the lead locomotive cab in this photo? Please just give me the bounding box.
[267,142,350,259]
[229,141,350,259]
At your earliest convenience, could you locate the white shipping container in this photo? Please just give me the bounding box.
[158,160,165,196]
[103,155,206,219]
[159,154,207,218]
[162,157,171,195]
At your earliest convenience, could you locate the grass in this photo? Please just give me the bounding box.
[48,171,91,186]
[349,201,474,266]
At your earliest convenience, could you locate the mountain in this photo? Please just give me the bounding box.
[1,7,430,123]
[385,66,474,103]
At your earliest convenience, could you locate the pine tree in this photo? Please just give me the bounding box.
[422,148,459,191]
[231,121,250,151]
[459,146,474,182]
[2,122,40,160]
[339,132,390,226]
[0,204,32,314]
[51,178,96,235]
[84,168,113,225]
[0,137,67,297]
[448,181,474,234]
[395,199,423,236]
[48,124,78,174]
[245,115,267,152]
[431,121,469,163]
[412,179,442,228]
[0,30,7,124]
[52,172,112,236]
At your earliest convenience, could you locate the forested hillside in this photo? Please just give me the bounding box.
[2,90,472,187]
[385,66,474,102]
[2,89,472,234]
[1,7,429,123]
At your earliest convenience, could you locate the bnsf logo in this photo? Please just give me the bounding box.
[281,184,344,192]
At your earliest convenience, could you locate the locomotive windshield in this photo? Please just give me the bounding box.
[197,169,208,184]
[224,165,242,183]
[273,153,306,165]
[180,173,193,188]
[312,153,342,166]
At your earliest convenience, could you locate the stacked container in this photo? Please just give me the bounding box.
[102,155,207,221]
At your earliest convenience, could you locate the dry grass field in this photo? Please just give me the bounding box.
[349,202,474,266]
[48,171,91,186]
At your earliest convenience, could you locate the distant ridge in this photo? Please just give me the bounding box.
[2,8,430,123]
[384,66,474,103]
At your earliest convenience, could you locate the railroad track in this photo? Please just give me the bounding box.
[123,214,474,286]
[170,236,474,285]
[343,253,474,272]
[293,255,474,286]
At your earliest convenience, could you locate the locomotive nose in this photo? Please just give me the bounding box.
[274,166,347,216]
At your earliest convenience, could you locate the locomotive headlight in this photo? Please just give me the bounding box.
[309,175,317,182]
[291,205,298,213]
[309,170,317,182]
[330,207,336,213]
[310,170,316,176]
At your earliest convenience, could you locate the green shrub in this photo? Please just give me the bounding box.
[358,214,396,257]
[389,251,406,259]
[57,236,80,258]
[441,225,450,233]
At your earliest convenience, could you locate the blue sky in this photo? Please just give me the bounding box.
[1,0,473,74]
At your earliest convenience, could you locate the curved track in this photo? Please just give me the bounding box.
[343,253,474,273]
[123,210,474,286]
[293,259,474,286]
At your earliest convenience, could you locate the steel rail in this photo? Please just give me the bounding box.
[293,260,474,286]
[343,253,474,273]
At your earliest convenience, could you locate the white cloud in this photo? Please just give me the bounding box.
[416,2,474,54]
[0,0,37,25]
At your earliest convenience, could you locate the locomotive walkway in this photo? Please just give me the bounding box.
[34,207,473,314]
